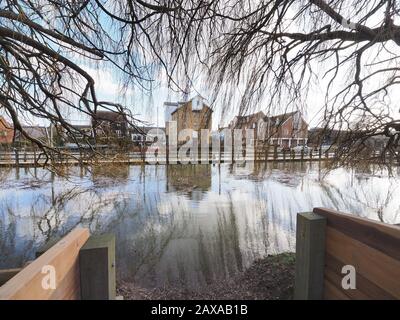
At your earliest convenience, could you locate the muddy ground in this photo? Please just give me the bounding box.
[117,253,295,300]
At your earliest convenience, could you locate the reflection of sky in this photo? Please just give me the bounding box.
[0,163,399,290]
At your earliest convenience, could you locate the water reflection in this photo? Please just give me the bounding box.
[0,162,399,290]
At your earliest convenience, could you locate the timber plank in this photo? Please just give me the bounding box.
[0,228,89,300]
[324,265,370,300]
[325,227,400,299]
[314,207,400,261]
[324,279,350,300]
[0,269,22,286]
[325,253,395,300]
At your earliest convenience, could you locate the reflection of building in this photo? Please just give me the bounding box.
[0,117,14,145]
[166,164,211,199]
[164,95,213,143]
[229,111,308,148]
[91,164,130,183]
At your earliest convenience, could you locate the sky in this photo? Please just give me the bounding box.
[2,1,399,131]
[60,1,400,132]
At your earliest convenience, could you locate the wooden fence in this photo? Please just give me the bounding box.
[0,148,337,167]
[0,228,116,300]
[295,208,400,300]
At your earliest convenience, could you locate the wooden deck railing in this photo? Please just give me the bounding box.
[0,148,337,166]
[295,208,400,300]
[0,228,116,300]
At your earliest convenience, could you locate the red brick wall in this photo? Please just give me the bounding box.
[0,117,14,144]
[265,115,308,144]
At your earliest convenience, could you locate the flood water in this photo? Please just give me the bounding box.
[0,162,399,290]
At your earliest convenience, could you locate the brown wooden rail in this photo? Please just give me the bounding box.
[295,208,400,300]
[0,228,115,300]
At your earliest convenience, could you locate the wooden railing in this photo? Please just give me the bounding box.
[0,228,116,300]
[295,208,400,300]
[0,148,337,166]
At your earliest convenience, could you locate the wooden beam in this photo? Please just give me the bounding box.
[294,212,327,300]
[79,234,116,300]
[325,226,400,299]
[314,207,400,260]
[0,228,89,300]
[0,268,22,286]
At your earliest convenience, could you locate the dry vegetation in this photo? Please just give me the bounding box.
[118,253,295,300]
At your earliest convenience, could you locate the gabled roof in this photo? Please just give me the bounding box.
[264,111,298,123]
[15,126,49,140]
[232,111,265,128]
[170,96,212,115]
[94,111,127,122]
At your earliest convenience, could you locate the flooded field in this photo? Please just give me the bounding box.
[0,162,399,291]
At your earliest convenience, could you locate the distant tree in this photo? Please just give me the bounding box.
[1,1,400,166]
[0,0,171,158]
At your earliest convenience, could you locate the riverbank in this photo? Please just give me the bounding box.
[117,253,295,300]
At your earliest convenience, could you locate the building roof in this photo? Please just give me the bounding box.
[15,126,49,140]
[94,111,127,122]
[263,111,298,123]
[170,96,212,116]
[231,111,265,128]
[229,110,306,129]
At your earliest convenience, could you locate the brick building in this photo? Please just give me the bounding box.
[165,95,213,143]
[229,111,308,148]
[258,111,308,148]
[0,117,14,145]
[92,111,129,144]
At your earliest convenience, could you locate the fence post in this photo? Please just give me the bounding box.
[231,131,235,164]
[33,149,37,166]
[166,136,169,165]
[79,234,116,300]
[14,149,19,166]
[79,149,82,166]
[294,212,326,300]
